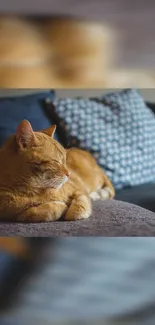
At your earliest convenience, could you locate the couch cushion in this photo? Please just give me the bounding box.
[0,91,57,147]
[116,182,155,213]
[50,89,155,189]
[0,200,154,236]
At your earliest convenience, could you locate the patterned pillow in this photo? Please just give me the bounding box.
[53,89,155,189]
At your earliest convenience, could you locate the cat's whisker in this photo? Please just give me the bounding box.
[42,175,67,189]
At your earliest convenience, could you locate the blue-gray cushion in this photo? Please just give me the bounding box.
[0,91,57,147]
[53,89,155,189]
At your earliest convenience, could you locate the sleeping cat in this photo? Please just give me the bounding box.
[0,120,115,222]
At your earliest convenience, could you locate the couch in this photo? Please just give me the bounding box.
[0,200,154,236]
[0,91,154,236]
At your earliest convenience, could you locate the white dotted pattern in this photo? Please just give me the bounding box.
[55,89,155,189]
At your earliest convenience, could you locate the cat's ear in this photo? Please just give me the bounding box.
[42,125,57,138]
[16,120,37,149]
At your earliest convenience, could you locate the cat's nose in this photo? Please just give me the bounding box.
[65,171,70,178]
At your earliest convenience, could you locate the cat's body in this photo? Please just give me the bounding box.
[0,121,115,222]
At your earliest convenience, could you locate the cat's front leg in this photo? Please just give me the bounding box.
[16,201,68,222]
[99,173,115,199]
[64,194,92,221]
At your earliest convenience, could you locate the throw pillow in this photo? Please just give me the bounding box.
[0,91,57,147]
[51,89,155,189]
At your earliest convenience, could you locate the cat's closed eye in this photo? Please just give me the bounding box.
[52,159,61,165]
[52,158,66,167]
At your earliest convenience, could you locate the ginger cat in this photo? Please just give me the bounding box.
[0,121,115,222]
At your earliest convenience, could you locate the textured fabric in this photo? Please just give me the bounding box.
[0,91,57,147]
[0,200,154,236]
[1,238,155,325]
[53,89,155,189]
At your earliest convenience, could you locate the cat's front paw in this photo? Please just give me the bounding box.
[89,191,101,201]
[64,195,91,221]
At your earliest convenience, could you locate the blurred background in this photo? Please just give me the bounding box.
[1,238,155,325]
[0,0,155,87]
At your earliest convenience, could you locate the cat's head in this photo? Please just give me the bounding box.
[13,120,69,190]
